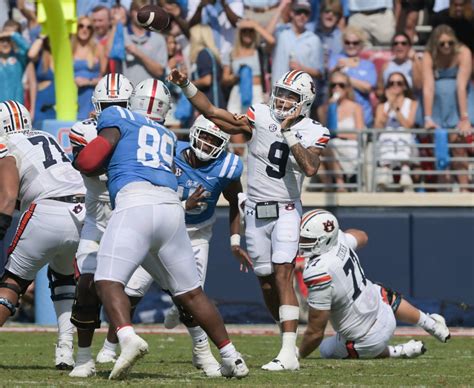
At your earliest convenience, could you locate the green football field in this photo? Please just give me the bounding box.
[0,332,472,387]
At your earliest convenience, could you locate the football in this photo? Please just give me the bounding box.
[136,4,170,32]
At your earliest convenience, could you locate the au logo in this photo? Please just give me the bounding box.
[323,220,335,233]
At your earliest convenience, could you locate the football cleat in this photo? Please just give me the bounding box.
[109,334,149,380]
[164,305,181,329]
[96,347,117,364]
[400,340,426,358]
[192,343,222,377]
[261,356,300,371]
[69,359,96,378]
[55,341,75,370]
[426,314,451,343]
[220,353,249,379]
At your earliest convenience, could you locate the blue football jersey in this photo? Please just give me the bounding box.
[97,106,177,208]
[175,141,243,226]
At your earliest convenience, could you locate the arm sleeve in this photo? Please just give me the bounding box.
[313,125,331,149]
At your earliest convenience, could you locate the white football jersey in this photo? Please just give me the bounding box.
[246,103,330,203]
[1,131,85,212]
[69,119,111,231]
[304,231,382,341]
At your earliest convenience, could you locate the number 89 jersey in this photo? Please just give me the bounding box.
[303,231,382,341]
[97,106,178,208]
[246,103,330,203]
[1,131,85,212]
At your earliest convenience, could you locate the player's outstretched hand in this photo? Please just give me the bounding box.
[231,246,253,273]
[281,103,303,131]
[185,185,207,211]
[168,68,188,86]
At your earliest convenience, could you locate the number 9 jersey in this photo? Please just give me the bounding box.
[97,106,178,208]
[246,103,330,203]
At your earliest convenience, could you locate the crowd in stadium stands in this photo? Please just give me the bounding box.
[0,0,472,191]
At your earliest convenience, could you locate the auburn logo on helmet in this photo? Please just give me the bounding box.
[323,220,335,233]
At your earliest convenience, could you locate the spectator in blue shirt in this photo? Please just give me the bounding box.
[268,0,324,85]
[0,28,29,104]
[329,26,377,126]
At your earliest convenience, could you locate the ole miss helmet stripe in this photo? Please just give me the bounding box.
[146,79,158,116]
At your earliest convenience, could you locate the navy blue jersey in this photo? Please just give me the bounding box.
[175,141,243,226]
[97,106,177,208]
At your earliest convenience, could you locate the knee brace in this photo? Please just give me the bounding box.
[0,271,32,316]
[176,303,193,326]
[70,274,101,329]
[377,283,402,313]
[47,267,76,302]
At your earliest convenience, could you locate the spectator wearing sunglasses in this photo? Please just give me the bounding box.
[268,0,324,85]
[421,24,473,191]
[376,33,422,98]
[374,72,418,191]
[328,26,377,126]
[317,70,364,190]
[72,16,107,119]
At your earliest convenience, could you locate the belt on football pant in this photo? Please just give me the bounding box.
[48,195,85,204]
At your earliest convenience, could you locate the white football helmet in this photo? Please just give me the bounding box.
[92,73,134,113]
[270,71,316,120]
[299,209,339,257]
[0,100,32,136]
[129,78,171,123]
[190,115,230,161]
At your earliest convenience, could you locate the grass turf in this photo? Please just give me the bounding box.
[0,332,472,386]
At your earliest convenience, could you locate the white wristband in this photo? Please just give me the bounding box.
[180,80,198,98]
[181,200,187,210]
[230,234,241,247]
[282,130,299,148]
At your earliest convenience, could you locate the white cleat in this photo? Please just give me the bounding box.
[261,356,300,371]
[96,347,117,364]
[108,334,149,380]
[192,343,222,377]
[400,340,426,358]
[55,341,75,370]
[69,359,96,378]
[220,353,249,379]
[426,314,451,343]
[164,305,180,329]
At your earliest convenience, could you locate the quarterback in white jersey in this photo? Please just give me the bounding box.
[68,73,134,378]
[169,68,330,371]
[0,100,85,369]
[298,209,450,360]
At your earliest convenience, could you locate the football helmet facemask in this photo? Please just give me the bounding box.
[190,115,230,161]
[299,209,339,257]
[270,71,316,120]
[92,73,134,114]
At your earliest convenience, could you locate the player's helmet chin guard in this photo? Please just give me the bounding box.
[0,100,32,136]
[129,78,171,123]
[270,71,316,120]
[299,209,339,257]
[190,115,230,161]
[92,73,134,114]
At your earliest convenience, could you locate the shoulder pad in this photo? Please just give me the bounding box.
[70,119,97,146]
[303,258,332,290]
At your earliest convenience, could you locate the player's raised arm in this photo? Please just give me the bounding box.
[344,229,369,250]
[168,69,252,137]
[280,105,322,177]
